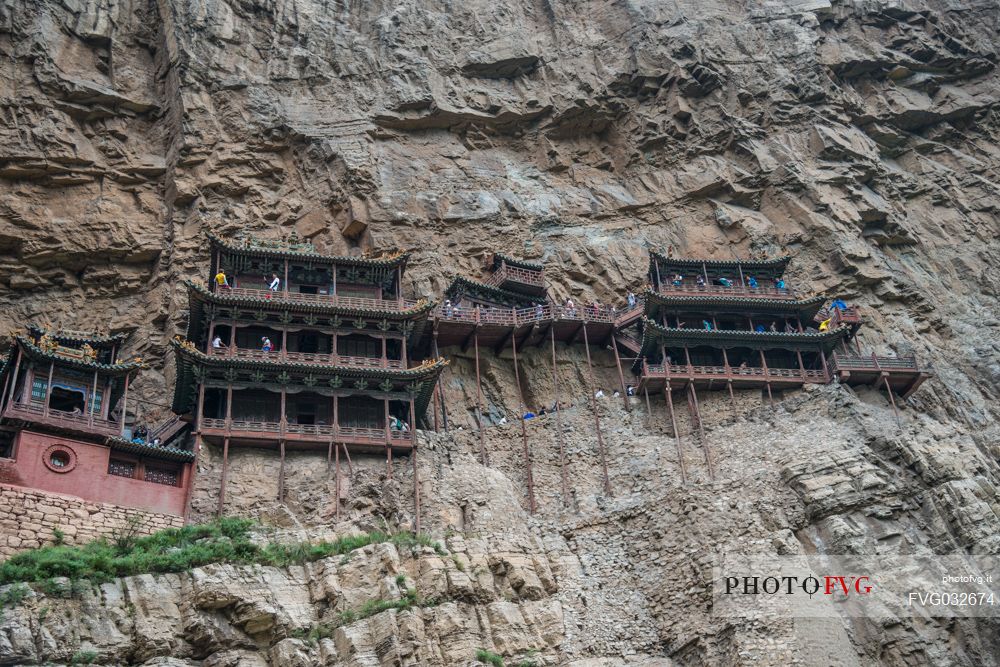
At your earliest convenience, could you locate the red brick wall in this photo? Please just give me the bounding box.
[4,431,190,516]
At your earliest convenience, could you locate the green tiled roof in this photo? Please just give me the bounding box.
[643,290,826,319]
[15,336,145,376]
[649,251,791,272]
[27,325,131,348]
[210,234,410,269]
[491,252,544,272]
[445,276,540,308]
[105,437,196,463]
[185,280,434,318]
[635,316,848,364]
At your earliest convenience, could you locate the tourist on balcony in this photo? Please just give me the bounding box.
[747,276,759,289]
[754,324,766,333]
[702,320,712,331]
[785,321,796,333]
[261,336,273,352]
[718,277,733,287]
[626,384,635,396]
[775,278,786,290]
[214,269,231,290]
[831,298,848,312]
[523,410,535,420]
[535,303,544,319]
[696,275,705,287]
[818,318,831,332]
[269,273,281,291]
[769,322,778,332]
[594,388,605,398]
[672,274,683,286]
[212,335,226,350]
[538,406,547,417]
[738,361,748,373]
[565,298,576,317]
[132,424,148,444]
[627,291,636,308]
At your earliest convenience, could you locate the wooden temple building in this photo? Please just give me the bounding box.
[0,327,193,516]
[172,234,446,523]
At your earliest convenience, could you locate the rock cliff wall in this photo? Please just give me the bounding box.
[1,0,999,664]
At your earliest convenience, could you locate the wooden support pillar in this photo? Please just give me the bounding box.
[737,261,745,287]
[280,389,287,428]
[643,385,652,416]
[821,349,830,381]
[334,442,341,520]
[43,361,54,417]
[281,328,288,361]
[278,440,286,501]
[796,350,807,379]
[119,372,130,434]
[473,333,488,466]
[89,370,99,425]
[510,312,536,514]
[283,258,289,298]
[207,321,216,354]
[550,327,570,506]
[195,380,206,431]
[384,398,392,479]
[610,335,631,412]
[341,442,353,474]
[182,434,203,522]
[0,349,21,411]
[217,437,230,517]
[884,375,901,428]
[229,321,237,357]
[665,388,687,485]
[688,383,715,480]
[225,383,233,428]
[432,332,449,431]
[410,396,419,533]
[582,323,612,496]
[381,336,387,367]
[431,386,440,432]
[759,350,774,406]
[720,348,737,410]
[653,257,662,290]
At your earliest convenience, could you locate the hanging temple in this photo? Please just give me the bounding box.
[0,234,932,527]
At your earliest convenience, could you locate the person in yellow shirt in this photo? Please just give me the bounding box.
[215,269,230,289]
[818,317,831,332]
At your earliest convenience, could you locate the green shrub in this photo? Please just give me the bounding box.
[0,583,30,608]
[475,648,505,666]
[70,650,98,664]
[0,519,442,589]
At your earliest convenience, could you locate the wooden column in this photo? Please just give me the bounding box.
[664,389,687,485]
[195,379,206,431]
[278,439,286,501]
[283,258,289,298]
[118,372,130,434]
[381,336,387,367]
[687,383,715,479]
[796,350,807,379]
[432,331,448,431]
[281,328,288,361]
[0,349,20,412]
[384,398,392,479]
[182,434,203,522]
[759,350,774,406]
[610,335,630,412]
[225,383,233,428]
[549,327,570,506]
[207,321,216,354]
[409,396,419,533]
[581,323,612,496]
[510,313,536,514]
[653,258,662,290]
[334,442,341,520]
[43,361,54,417]
[89,370,99,425]
[473,333,488,466]
[720,348,737,409]
[400,336,408,367]
[229,322,237,357]
[821,348,830,381]
[643,385,652,416]
[217,437,230,517]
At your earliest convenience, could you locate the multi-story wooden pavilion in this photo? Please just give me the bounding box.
[174,234,445,524]
[0,327,193,516]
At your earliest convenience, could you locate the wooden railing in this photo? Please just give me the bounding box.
[209,347,404,369]
[485,264,545,289]
[657,283,796,299]
[831,353,919,372]
[436,303,616,326]
[199,418,412,444]
[220,286,418,312]
[4,402,120,436]
[827,307,861,327]
[642,361,826,381]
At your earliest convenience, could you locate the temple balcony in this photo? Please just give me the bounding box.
[221,286,420,312]
[830,352,931,398]
[3,402,120,438]
[656,282,796,300]
[207,347,405,370]
[638,360,828,391]
[484,264,546,295]
[199,417,412,449]
[436,302,617,326]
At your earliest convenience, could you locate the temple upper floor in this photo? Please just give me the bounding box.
[649,250,794,298]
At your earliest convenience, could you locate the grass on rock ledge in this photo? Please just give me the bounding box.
[0,517,445,588]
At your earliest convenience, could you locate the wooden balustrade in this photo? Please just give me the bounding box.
[657,283,795,299]
[221,286,417,311]
[435,303,617,325]
[485,264,545,289]
[641,361,826,382]
[4,402,120,436]
[831,354,919,372]
[199,417,412,444]
[209,347,404,369]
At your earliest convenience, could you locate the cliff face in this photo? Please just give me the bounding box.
[1,0,999,665]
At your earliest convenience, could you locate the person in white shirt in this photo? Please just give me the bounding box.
[212,336,226,349]
[269,273,281,291]
[594,388,605,398]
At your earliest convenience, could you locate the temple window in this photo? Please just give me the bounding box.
[48,386,86,413]
[144,466,180,486]
[108,459,136,478]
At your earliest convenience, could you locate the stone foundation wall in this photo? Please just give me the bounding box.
[0,484,184,560]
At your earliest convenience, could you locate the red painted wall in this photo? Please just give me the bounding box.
[4,431,190,516]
